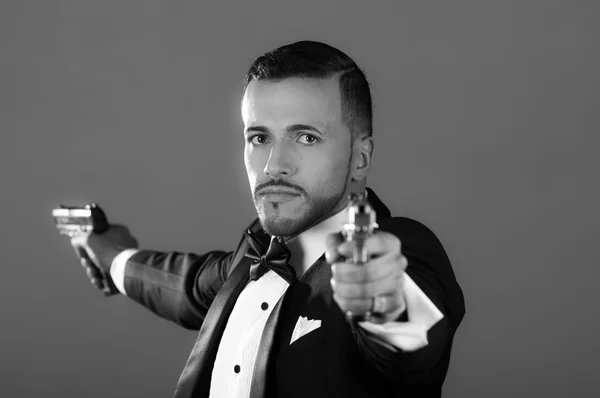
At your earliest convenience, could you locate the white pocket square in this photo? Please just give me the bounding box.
[290,316,321,345]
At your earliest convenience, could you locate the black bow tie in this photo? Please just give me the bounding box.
[244,229,296,284]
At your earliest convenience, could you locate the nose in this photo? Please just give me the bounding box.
[263,141,295,178]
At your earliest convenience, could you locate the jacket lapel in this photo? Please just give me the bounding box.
[174,254,252,398]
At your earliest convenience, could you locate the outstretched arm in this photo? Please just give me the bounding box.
[119,249,234,330]
[71,224,247,330]
[326,217,465,383]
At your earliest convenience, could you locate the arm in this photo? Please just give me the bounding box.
[121,249,234,330]
[72,223,249,331]
[349,217,466,383]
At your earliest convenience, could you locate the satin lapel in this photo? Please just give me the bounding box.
[249,256,331,398]
[174,256,252,398]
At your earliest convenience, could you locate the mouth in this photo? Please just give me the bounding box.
[258,190,301,202]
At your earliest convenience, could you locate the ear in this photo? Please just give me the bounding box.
[351,135,374,181]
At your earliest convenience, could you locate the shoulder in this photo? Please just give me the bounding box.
[377,216,456,284]
[378,216,434,233]
[377,216,445,249]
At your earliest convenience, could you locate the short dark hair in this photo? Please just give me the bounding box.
[243,40,373,140]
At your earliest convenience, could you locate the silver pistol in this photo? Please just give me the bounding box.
[341,192,385,323]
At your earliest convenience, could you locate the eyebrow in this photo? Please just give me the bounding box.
[245,124,325,135]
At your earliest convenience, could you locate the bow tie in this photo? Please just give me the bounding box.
[244,229,296,284]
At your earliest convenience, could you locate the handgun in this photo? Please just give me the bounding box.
[52,203,118,296]
[341,192,385,324]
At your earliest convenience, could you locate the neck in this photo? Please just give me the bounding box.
[284,207,348,275]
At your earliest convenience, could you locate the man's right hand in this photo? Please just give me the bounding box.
[70,224,139,291]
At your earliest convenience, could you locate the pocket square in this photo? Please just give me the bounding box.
[290,316,321,345]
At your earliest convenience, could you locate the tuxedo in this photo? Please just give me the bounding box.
[121,188,465,397]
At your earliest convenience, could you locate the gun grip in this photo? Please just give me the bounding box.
[98,269,119,296]
[75,246,119,296]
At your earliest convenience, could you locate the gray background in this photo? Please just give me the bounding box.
[2,1,599,397]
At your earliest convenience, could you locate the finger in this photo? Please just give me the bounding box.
[324,232,345,264]
[80,256,93,269]
[74,242,102,270]
[86,264,101,280]
[334,293,372,314]
[332,272,404,299]
[71,237,88,262]
[337,231,401,259]
[334,292,404,315]
[331,252,407,283]
[90,278,103,290]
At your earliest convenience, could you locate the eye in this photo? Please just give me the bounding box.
[298,134,319,144]
[247,134,269,145]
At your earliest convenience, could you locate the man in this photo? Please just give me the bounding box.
[71,40,465,397]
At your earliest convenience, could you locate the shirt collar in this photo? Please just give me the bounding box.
[283,206,348,274]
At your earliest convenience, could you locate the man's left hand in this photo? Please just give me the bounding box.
[325,231,408,323]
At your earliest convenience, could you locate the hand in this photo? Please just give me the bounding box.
[70,224,139,291]
[325,231,408,323]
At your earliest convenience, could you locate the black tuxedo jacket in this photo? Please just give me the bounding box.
[122,188,465,398]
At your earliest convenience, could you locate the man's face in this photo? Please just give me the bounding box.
[242,76,354,237]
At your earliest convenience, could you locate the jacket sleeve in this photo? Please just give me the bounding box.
[122,249,233,330]
[121,226,253,330]
[354,217,466,384]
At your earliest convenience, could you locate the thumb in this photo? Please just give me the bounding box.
[71,236,102,270]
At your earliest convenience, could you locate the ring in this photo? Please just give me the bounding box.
[371,295,387,314]
[346,310,373,322]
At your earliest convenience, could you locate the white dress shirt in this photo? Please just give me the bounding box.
[110,208,443,398]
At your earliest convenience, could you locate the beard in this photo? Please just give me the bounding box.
[253,163,352,239]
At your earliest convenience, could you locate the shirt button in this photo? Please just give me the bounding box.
[261,302,269,310]
[234,365,241,373]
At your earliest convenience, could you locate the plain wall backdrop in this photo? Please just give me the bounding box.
[3,1,599,397]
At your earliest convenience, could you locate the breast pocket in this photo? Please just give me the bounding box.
[280,321,328,364]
